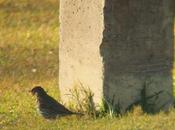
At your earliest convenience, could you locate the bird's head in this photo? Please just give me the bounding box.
[30,86,46,96]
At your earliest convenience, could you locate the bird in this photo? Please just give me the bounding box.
[30,86,80,119]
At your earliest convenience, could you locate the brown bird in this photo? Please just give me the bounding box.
[30,86,79,119]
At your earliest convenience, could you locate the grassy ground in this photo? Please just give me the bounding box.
[1,0,175,130]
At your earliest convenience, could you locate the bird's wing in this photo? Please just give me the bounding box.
[38,97,58,113]
[43,95,73,114]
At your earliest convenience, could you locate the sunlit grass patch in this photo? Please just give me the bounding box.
[0,0,59,80]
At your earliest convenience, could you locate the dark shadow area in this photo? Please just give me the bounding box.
[100,0,174,114]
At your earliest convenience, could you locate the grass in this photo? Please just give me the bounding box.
[1,0,175,129]
[0,0,59,81]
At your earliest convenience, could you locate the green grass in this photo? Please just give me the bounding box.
[1,0,175,129]
[0,0,59,81]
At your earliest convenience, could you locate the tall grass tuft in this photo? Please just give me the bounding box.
[67,82,96,118]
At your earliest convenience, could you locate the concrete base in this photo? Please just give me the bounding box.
[104,71,174,114]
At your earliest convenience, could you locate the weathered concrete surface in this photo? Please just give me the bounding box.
[100,0,174,114]
[59,0,174,113]
[59,0,104,104]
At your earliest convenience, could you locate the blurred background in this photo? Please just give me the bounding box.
[0,0,60,129]
[0,0,59,81]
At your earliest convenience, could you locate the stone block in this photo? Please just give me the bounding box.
[59,0,174,113]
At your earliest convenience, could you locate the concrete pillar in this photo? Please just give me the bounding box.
[59,0,104,104]
[59,0,174,114]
